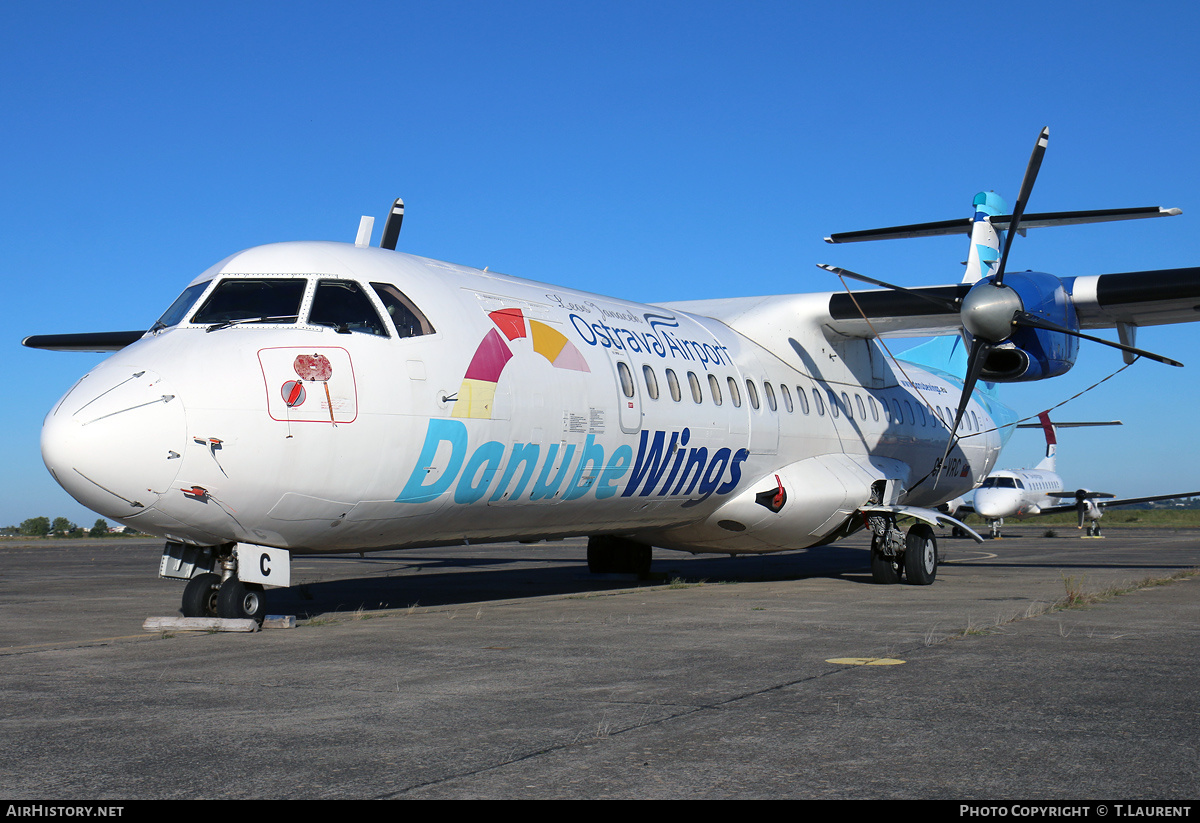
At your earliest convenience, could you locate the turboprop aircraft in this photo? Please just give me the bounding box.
[23,128,1200,620]
[947,413,1200,537]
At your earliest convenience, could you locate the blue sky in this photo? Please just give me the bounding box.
[4,1,1200,527]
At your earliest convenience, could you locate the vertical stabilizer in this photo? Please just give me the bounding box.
[962,191,1008,284]
[1034,410,1057,471]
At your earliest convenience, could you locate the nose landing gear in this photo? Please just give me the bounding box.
[173,544,267,621]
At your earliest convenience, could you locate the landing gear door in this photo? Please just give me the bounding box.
[235,543,292,588]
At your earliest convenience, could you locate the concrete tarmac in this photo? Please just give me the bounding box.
[1,527,1198,799]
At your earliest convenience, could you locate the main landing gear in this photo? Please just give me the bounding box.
[866,515,939,585]
[178,548,267,622]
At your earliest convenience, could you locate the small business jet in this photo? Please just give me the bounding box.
[23,129,1200,619]
[949,413,1199,537]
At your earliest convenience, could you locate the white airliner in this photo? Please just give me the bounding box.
[23,129,1200,620]
[950,414,1199,538]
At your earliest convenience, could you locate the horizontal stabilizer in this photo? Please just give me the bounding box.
[825,207,1180,244]
[22,331,145,352]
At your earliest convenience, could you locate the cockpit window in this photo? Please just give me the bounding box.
[370,282,435,337]
[154,282,209,329]
[191,278,307,326]
[981,477,1018,489]
[309,279,388,336]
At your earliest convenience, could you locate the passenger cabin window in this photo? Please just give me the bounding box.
[708,374,723,405]
[191,278,307,327]
[797,386,809,414]
[765,382,777,411]
[781,384,794,413]
[666,369,682,402]
[747,379,760,410]
[727,377,742,408]
[310,280,388,336]
[688,372,703,404]
[841,391,852,420]
[643,365,659,400]
[370,283,435,337]
[617,361,635,398]
[813,389,825,416]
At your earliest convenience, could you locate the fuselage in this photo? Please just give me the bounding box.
[40,241,1010,556]
[972,468,1065,519]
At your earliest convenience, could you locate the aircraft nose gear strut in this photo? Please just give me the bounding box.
[170,543,267,622]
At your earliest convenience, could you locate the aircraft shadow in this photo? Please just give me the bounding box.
[264,543,872,618]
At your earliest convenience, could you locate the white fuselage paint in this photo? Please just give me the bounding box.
[972,469,1066,519]
[41,242,1007,557]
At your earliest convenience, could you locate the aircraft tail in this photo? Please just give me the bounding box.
[1033,411,1057,471]
[963,191,1008,284]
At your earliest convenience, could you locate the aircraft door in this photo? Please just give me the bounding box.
[731,355,779,455]
[609,350,642,434]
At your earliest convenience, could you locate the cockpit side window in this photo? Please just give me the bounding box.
[309,280,388,336]
[370,283,435,338]
[191,278,307,326]
[155,282,209,329]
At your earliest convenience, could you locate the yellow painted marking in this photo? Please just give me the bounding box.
[530,320,568,362]
[826,657,905,666]
[450,378,496,419]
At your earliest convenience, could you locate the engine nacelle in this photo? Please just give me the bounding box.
[974,271,1080,382]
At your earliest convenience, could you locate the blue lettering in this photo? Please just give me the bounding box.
[564,435,605,501]
[455,440,504,504]
[531,443,577,500]
[397,419,468,503]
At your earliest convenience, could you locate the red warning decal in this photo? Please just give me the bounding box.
[281,380,306,407]
[293,353,333,381]
[258,348,357,424]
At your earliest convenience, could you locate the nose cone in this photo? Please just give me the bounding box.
[42,368,187,519]
[973,488,1019,519]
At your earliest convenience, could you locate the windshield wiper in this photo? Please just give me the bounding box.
[205,315,298,333]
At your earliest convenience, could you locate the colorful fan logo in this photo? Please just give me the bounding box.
[452,308,590,419]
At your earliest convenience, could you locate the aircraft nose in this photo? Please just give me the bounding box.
[41,368,187,519]
[973,489,1017,519]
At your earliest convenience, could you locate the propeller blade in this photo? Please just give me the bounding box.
[1077,498,1087,529]
[994,127,1049,286]
[818,264,961,312]
[938,336,990,474]
[380,198,405,250]
[1012,311,1183,367]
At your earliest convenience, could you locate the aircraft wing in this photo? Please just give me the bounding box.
[1035,490,1200,517]
[22,331,147,352]
[818,266,1200,339]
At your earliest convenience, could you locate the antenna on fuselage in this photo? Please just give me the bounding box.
[380,197,404,250]
[354,215,374,247]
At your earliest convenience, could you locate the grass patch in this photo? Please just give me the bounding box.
[951,568,1197,639]
[1051,569,1198,612]
[961,508,1200,529]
